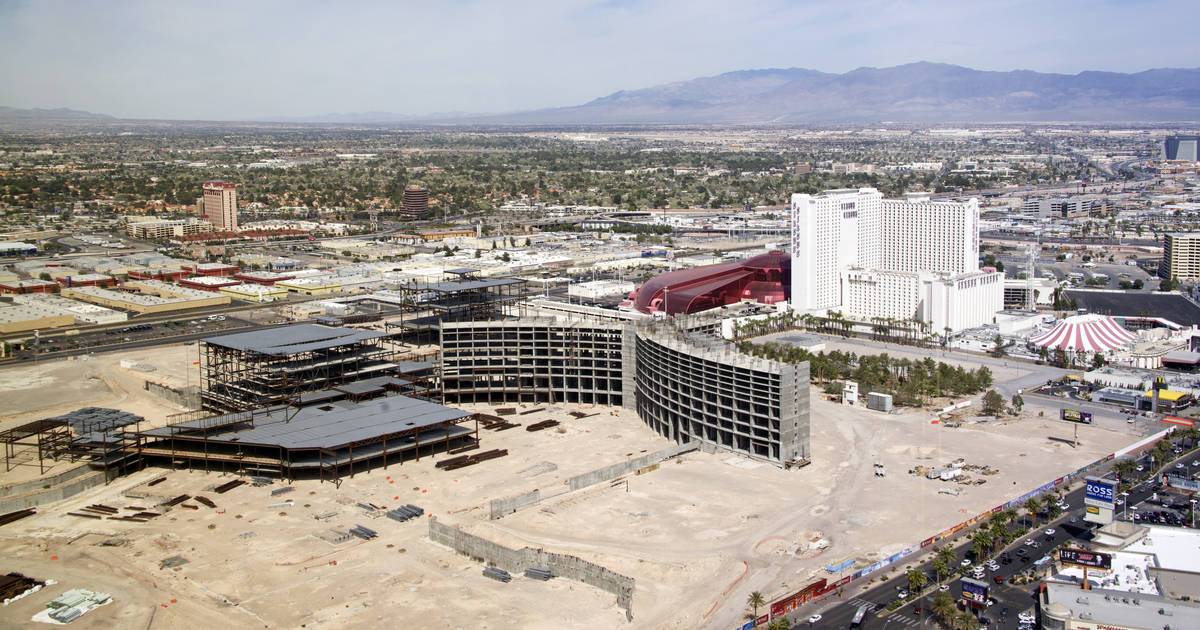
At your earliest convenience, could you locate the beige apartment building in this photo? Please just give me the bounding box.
[1160,233,1200,282]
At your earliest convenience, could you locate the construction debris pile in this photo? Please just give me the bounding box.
[909,458,999,485]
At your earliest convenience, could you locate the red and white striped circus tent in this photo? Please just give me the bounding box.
[1029,314,1137,353]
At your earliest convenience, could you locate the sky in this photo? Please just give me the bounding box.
[1,0,1197,121]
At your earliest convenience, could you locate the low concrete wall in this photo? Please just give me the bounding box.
[0,463,93,498]
[566,442,697,492]
[429,519,635,621]
[489,489,541,520]
[0,469,108,513]
[144,380,201,410]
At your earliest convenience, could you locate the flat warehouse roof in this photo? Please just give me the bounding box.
[142,395,470,450]
[201,323,385,355]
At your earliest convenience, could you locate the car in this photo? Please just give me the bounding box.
[913,606,920,616]
[1058,502,1069,510]
[1115,498,1125,506]
[1044,528,1056,537]
[994,575,1005,584]
[939,584,950,591]
[1128,417,1136,424]
[898,590,908,599]
[1070,517,1079,523]
[807,614,822,625]
[1019,612,1036,623]
[1177,463,1185,469]
[961,558,972,566]
[1137,465,1145,471]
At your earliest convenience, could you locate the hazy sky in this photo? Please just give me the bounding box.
[1,0,1197,120]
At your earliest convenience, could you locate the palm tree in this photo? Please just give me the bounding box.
[767,619,789,630]
[1025,497,1042,528]
[906,567,928,595]
[932,591,957,625]
[932,557,949,584]
[746,591,765,621]
[936,545,957,570]
[971,529,993,561]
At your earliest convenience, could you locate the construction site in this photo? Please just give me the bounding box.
[0,359,1144,629]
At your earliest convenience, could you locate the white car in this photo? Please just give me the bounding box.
[1044,528,1056,537]
[807,614,822,625]
[1019,612,1036,623]
[961,558,972,566]
[938,584,950,591]
[987,562,1000,571]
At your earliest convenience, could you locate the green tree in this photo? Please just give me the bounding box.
[746,591,765,621]
[982,389,1004,415]
[906,567,927,595]
[931,591,956,625]
[767,620,789,630]
[1025,497,1042,528]
[932,557,949,584]
[1011,393,1024,412]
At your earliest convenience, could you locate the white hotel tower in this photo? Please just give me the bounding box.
[790,188,1002,333]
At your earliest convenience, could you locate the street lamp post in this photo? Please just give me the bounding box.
[1192,499,1197,529]
[1121,492,1129,520]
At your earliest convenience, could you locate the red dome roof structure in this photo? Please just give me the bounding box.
[628,251,790,315]
[1029,314,1137,353]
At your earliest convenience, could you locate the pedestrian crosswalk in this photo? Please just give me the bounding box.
[847,597,878,611]
[884,613,921,626]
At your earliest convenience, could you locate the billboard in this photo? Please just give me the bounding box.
[1085,476,1116,507]
[1084,503,1114,526]
[1059,548,1112,571]
[960,577,988,605]
[1165,474,1200,494]
[1061,409,1093,424]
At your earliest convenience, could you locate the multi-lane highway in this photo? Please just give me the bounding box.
[789,444,1200,629]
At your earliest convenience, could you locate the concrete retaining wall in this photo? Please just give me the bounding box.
[489,489,541,520]
[429,519,635,621]
[0,464,93,498]
[143,380,201,409]
[0,469,108,513]
[566,442,696,492]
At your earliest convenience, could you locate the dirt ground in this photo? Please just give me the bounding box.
[0,377,1140,630]
[0,344,198,484]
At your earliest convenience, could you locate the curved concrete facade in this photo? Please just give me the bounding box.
[628,327,810,466]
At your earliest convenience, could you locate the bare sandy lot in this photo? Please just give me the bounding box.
[0,386,1139,630]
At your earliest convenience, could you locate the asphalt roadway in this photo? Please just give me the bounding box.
[787,446,1200,630]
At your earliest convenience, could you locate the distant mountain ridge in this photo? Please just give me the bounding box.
[472,62,1200,124]
[0,106,113,120]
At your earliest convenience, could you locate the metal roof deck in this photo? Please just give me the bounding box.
[141,395,470,450]
[411,277,525,293]
[201,324,386,355]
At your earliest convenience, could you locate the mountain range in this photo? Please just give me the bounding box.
[5,63,1200,125]
[477,62,1200,124]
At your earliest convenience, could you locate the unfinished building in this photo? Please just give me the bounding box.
[391,271,527,344]
[627,321,811,467]
[440,318,625,405]
[199,324,399,413]
[135,388,476,481]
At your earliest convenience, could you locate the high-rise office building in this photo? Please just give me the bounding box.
[402,185,429,217]
[202,181,238,231]
[1163,135,1200,162]
[790,188,1001,332]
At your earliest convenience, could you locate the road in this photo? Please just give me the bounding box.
[790,444,1200,629]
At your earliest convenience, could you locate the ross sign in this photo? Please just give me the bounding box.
[1085,476,1116,506]
[1061,409,1093,424]
[1060,548,1112,571]
[960,577,988,605]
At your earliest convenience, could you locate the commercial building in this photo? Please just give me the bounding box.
[0,241,38,256]
[199,324,401,413]
[1020,197,1102,218]
[790,188,1000,332]
[126,219,213,240]
[11,293,127,325]
[402,185,429,217]
[63,281,229,314]
[0,279,59,294]
[178,276,241,292]
[201,181,239,231]
[1160,233,1200,282]
[627,251,789,315]
[1163,134,1200,162]
[1040,581,1200,630]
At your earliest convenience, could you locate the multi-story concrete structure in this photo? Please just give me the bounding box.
[127,219,213,240]
[1163,134,1200,162]
[440,318,625,406]
[1160,233,1200,282]
[438,313,810,468]
[628,322,809,466]
[402,185,429,217]
[791,188,999,332]
[1020,197,1102,218]
[202,181,239,231]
